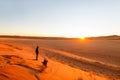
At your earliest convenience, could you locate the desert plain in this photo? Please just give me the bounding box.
[0,37,120,80]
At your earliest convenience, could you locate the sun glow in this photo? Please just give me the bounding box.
[80,37,85,40]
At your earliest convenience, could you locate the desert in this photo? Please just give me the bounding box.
[0,37,120,80]
[1,0,120,80]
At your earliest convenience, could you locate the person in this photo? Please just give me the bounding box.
[35,46,39,60]
[42,56,48,67]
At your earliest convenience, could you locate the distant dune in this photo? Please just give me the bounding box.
[86,35,120,40]
[0,35,120,40]
[0,35,75,40]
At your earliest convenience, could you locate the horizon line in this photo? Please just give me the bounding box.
[0,34,120,38]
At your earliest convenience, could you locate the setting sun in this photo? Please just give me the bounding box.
[80,37,85,40]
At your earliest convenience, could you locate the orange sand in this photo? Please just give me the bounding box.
[0,38,119,80]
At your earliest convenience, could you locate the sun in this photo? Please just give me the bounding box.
[80,37,85,40]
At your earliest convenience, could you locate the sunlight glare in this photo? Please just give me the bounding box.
[80,37,85,40]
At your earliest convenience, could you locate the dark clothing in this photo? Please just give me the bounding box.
[36,47,39,54]
[42,57,48,67]
[35,46,39,60]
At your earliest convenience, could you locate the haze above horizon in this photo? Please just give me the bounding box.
[0,0,120,38]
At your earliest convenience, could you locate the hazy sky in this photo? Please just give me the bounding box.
[0,0,120,37]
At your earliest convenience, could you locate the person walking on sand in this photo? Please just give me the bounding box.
[35,46,39,60]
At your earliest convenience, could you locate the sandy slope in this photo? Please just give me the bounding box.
[0,38,119,80]
[40,47,120,79]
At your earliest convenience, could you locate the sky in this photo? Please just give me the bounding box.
[0,0,120,38]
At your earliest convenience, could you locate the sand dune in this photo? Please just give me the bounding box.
[40,47,120,78]
[0,38,119,80]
